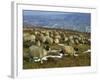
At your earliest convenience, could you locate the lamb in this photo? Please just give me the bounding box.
[29,45,49,63]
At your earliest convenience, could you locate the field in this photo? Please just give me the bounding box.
[23,27,91,69]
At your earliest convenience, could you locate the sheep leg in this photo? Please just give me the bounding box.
[29,56,39,63]
[40,56,48,63]
[73,51,78,57]
[40,59,43,64]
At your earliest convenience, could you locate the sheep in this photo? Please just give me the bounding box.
[69,38,75,44]
[44,31,49,36]
[34,31,39,35]
[30,34,36,43]
[39,34,46,44]
[69,35,74,40]
[29,45,49,63]
[58,44,78,56]
[45,36,53,45]
[64,37,69,42]
[74,39,79,45]
[49,33,54,38]
[87,38,91,45]
[23,33,36,42]
[53,38,59,44]
[23,33,30,38]
[23,33,31,42]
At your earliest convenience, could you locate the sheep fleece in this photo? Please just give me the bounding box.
[29,45,47,58]
[62,46,75,55]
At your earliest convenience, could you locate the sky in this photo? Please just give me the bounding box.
[23,10,91,32]
[23,10,72,16]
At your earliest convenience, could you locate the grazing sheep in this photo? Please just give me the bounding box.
[23,33,36,43]
[23,33,30,38]
[53,38,59,44]
[74,39,79,45]
[44,31,49,36]
[64,37,69,42]
[30,34,36,43]
[45,36,53,45]
[70,38,75,44]
[87,38,91,45]
[23,33,31,42]
[55,35,61,39]
[39,34,46,43]
[34,31,38,35]
[49,33,54,38]
[69,35,74,40]
[29,45,49,63]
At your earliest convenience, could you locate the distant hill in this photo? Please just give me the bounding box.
[23,10,91,32]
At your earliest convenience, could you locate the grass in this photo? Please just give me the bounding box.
[23,53,91,69]
[23,44,91,69]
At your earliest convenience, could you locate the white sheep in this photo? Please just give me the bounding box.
[23,33,30,37]
[23,33,36,43]
[55,35,61,39]
[58,44,78,56]
[23,33,31,42]
[30,34,36,43]
[64,37,69,42]
[29,45,48,63]
[53,38,59,44]
[45,36,53,45]
[39,34,46,43]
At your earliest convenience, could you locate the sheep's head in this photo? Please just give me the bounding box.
[43,45,51,51]
[74,47,78,51]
